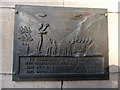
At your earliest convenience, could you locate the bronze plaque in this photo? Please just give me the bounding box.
[13,5,109,81]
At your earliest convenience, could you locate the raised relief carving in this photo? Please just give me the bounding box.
[57,36,100,57]
[17,10,102,57]
[37,23,49,54]
[37,11,47,18]
[36,36,100,57]
[45,38,52,56]
[18,26,33,53]
[51,41,57,56]
[18,24,100,57]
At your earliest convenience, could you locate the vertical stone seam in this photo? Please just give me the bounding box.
[61,80,63,90]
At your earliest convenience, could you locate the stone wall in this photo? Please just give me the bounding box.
[0,0,119,89]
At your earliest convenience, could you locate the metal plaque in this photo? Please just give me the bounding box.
[13,5,109,81]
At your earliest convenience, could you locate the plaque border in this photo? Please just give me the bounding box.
[13,5,109,81]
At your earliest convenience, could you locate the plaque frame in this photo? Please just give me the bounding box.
[13,5,109,81]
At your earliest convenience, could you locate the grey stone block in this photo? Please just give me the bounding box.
[63,73,118,88]
[2,75,61,88]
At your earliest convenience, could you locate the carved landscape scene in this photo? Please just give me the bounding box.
[16,6,107,57]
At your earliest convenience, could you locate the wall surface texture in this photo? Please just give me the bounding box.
[0,0,119,89]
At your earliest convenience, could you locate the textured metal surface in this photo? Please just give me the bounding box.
[13,5,109,81]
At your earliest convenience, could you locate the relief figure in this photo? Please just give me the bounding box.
[45,38,52,56]
[37,23,49,54]
[51,41,57,56]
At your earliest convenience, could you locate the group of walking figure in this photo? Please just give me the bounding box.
[45,36,95,56]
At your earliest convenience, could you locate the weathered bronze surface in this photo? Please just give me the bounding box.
[13,5,109,81]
